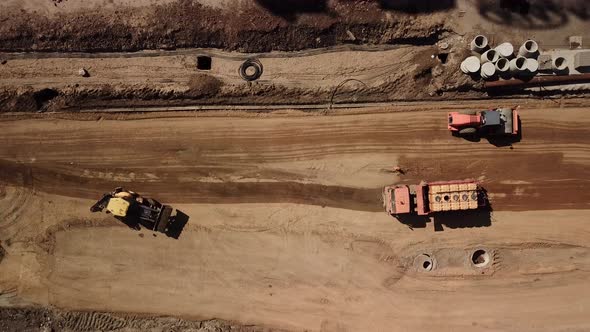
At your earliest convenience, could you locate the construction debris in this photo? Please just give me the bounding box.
[78,68,89,77]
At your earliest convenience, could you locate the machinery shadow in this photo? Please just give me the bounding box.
[165,210,190,239]
[477,0,590,29]
[378,0,456,13]
[394,188,493,231]
[433,207,493,231]
[255,0,331,21]
[397,214,430,229]
[395,207,493,230]
[115,215,141,231]
[113,209,189,239]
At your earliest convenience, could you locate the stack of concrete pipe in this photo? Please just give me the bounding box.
[461,35,542,80]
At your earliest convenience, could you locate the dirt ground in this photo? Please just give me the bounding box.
[1,1,590,331]
[1,101,590,331]
[2,0,590,111]
[0,306,282,332]
[0,45,471,112]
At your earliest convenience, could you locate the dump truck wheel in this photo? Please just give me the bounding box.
[239,59,263,81]
[156,205,173,233]
[459,127,477,135]
[460,110,477,115]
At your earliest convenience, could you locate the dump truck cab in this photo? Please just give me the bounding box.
[448,107,519,136]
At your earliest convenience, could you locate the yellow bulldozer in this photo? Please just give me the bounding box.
[90,187,174,233]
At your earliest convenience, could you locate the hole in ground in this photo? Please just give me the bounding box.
[437,53,448,64]
[471,249,490,267]
[416,253,435,271]
[33,88,59,110]
[196,55,212,70]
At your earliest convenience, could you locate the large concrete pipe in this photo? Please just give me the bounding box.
[552,56,568,73]
[495,58,510,77]
[525,58,539,75]
[510,56,527,74]
[470,35,489,54]
[461,56,481,74]
[481,49,499,63]
[494,42,514,58]
[481,62,496,80]
[518,40,539,58]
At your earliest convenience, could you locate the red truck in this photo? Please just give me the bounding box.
[382,179,486,216]
[448,107,519,137]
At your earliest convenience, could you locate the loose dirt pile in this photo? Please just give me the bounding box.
[0,0,448,53]
[0,307,284,332]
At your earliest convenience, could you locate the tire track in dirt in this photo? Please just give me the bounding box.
[0,160,380,212]
[0,108,589,212]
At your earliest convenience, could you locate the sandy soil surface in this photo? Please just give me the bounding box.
[1,0,589,112]
[0,45,466,112]
[1,103,590,331]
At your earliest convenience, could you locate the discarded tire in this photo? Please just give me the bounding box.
[239,58,263,81]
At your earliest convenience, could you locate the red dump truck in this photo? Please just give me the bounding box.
[382,179,486,216]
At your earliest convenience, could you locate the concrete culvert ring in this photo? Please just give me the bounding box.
[471,249,491,268]
[239,58,263,81]
[474,35,487,48]
[414,254,436,272]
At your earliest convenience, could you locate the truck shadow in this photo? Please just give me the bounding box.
[396,207,493,230]
[433,207,493,231]
[395,188,493,230]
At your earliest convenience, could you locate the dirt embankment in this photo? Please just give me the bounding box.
[0,306,285,332]
[0,0,448,53]
[0,48,478,113]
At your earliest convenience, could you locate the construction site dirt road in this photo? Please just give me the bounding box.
[1,100,590,331]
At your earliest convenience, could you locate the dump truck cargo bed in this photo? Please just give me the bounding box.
[383,179,485,216]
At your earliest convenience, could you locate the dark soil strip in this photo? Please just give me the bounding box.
[0,306,287,332]
[0,160,381,212]
[0,0,447,53]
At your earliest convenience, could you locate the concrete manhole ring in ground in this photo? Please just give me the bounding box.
[471,249,491,268]
[414,253,436,272]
